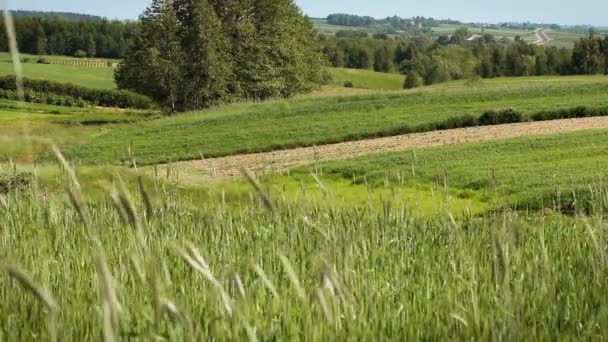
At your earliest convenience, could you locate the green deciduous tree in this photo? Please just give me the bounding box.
[116,0,323,111]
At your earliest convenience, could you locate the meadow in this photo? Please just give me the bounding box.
[3,49,608,340]
[0,53,116,89]
[63,75,608,165]
[2,168,608,339]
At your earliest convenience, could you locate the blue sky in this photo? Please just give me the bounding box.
[8,0,608,26]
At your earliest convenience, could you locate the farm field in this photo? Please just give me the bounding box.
[4,180,608,340]
[3,3,608,341]
[62,75,608,165]
[0,53,116,89]
[312,19,607,47]
[4,72,608,340]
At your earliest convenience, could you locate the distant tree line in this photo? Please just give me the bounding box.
[327,14,376,27]
[326,13,460,36]
[6,10,103,21]
[321,33,608,88]
[116,0,324,111]
[0,15,138,58]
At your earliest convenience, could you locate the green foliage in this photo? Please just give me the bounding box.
[322,35,576,88]
[73,50,87,58]
[0,75,153,109]
[531,106,608,121]
[404,71,423,89]
[343,81,354,88]
[478,108,523,125]
[116,0,324,111]
[0,173,32,194]
[0,15,136,59]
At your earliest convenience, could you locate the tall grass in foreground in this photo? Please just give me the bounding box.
[1,175,608,340]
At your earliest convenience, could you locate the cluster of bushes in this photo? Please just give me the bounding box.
[531,106,608,121]
[340,106,605,144]
[0,173,33,195]
[431,109,524,130]
[0,76,154,109]
[0,89,88,107]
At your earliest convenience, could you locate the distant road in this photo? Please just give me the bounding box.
[533,28,552,45]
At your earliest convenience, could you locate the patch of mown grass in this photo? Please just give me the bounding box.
[0,57,116,89]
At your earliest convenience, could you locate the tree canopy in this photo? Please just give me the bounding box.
[115,0,324,111]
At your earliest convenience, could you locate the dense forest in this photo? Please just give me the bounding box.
[0,14,138,58]
[322,32,608,88]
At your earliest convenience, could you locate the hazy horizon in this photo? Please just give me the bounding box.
[7,0,608,26]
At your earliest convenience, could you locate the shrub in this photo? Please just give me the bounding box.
[37,57,50,64]
[0,76,154,109]
[0,173,33,194]
[531,106,608,121]
[22,58,30,63]
[344,81,354,88]
[404,72,423,89]
[74,50,87,58]
[478,108,523,125]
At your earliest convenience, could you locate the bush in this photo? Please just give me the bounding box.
[0,173,33,194]
[37,57,50,64]
[531,106,608,121]
[74,50,87,58]
[404,72,423,89]
[22,58,30,63]
[0,75,154,109]
[344,81,354,88]
[478,108,523,125]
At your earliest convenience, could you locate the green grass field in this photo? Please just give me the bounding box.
[266,130,608,212]
[3,164,608,339]
[0,53,116,89]
[327,68,404,90]
[61,75,608,165]
[3,47,608,339]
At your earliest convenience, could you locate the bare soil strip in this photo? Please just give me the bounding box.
[170,117,608,181]
[533,28,552,45]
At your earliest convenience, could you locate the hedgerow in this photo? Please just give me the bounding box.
[0,76,154,109]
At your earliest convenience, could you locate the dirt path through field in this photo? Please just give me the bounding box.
[167,117,608,182]
[533,28,552,45]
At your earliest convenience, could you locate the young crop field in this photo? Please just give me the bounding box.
[60,75,608,165]
[2,160,608,339]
